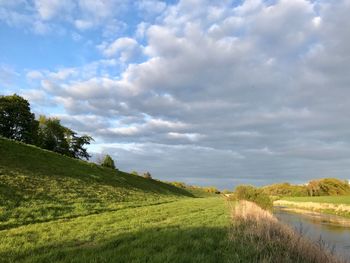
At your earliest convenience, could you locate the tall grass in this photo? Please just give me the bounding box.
[229,200,343,263]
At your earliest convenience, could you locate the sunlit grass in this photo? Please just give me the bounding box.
[0,197,231,263]
[282,196,350,204]
[0,137,193,229]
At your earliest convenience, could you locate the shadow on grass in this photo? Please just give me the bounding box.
[3,226,233,263]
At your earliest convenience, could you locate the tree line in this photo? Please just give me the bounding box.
[261,178,350,197]
[0,94,93,160]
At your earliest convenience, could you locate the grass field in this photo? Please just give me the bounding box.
[0,137,196,230]
[282,196,350,204]
[0,197,232,263]
[0,137,343,262]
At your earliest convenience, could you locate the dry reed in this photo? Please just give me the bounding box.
[229,200,345,263]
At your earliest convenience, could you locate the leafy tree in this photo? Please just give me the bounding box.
[101,155,116,169]
[37,115,93,160]
[37,116,69,154]
[0,94,38,143]
[65,130,93,160]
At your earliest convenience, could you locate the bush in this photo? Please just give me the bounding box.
[307,178,350,196]
[143,172,152,179]
[262,183,308,197]
[202,186,220,194]
[101,155,116,169]
[233,185,272,210]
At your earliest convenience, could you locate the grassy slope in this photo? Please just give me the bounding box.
[0,137,194,230]
[282,195,350,204]
[0,197,231,263]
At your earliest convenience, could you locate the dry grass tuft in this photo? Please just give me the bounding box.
[229,200,344,263]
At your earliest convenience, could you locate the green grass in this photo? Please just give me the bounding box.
[282,195,350,204]
[0,137,340,262]
[0,137,195,230]
[0,197,232,263]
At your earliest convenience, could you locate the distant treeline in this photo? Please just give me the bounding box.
[229,177,350,210]
[0,94,93,160]
[169,181,221,194]
[262,178,350,197]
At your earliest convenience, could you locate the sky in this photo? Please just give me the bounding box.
[1,0,350,189]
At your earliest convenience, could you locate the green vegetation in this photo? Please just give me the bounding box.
[0,137,193,230]
[36,115,93,160]
[306,178,350,196]
[262,178,350,198]
[282,195,350,204]
[262,183,308,197]
[100,154,116,169]
[0,198,232,263]
[0,94,93,160]
[0,137,344,262]
[169,181,220,195]
[232,185,273,210]
[0,94,37,144]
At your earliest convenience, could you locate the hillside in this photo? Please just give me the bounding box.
[0,137,193,230]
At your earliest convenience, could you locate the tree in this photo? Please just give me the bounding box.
[37,115,93,160]
[37,116,69,154]
[66,131,93,160]
[0,94,38,143]
[101,155,116,169]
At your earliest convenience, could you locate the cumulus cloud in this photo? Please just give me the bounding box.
[99,37,143,62]
[34,0,75,20]
[6,0,350,187]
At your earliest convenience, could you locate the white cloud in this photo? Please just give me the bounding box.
[26,70,44,79]
[10,0,350,187]
[99,37,142,62]
[34,0,75,20]
[74,19,94,30]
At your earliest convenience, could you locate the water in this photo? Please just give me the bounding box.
[274,207,350,261]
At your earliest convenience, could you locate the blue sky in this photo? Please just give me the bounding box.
[1,0,350,189]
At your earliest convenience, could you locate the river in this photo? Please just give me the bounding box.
[274,207,350,261]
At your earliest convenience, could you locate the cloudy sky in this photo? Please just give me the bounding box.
[1,0,350,189]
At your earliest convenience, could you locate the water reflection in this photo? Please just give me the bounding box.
[274,207,350,261]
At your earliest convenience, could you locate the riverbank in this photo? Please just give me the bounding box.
[274,199,350,219]
[229,200,342,263]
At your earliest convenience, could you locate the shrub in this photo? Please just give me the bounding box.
[307,178,350,196]
[101,155,116,169]
[262,183,308,197]
[143,172,152,179]
[202,186,220,194]
[233,185,272,210]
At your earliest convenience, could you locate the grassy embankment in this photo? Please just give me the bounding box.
[275,196,350,218]
[0,137,343,262]
[0,137,195,230]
